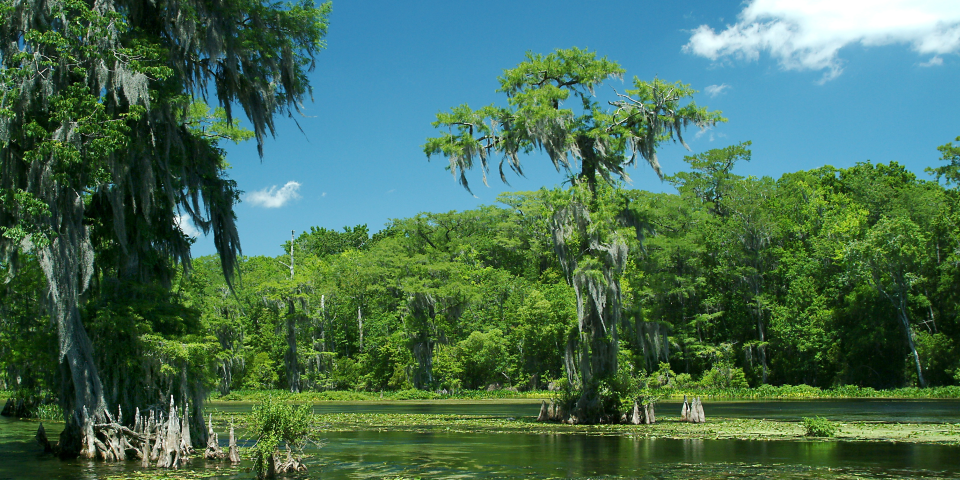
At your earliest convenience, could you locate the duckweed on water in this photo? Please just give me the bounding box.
[103,464,244,480]
[217,410,960,445]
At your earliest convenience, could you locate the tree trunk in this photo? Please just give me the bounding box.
[571,272,620,423]
[899,307,926,388]
[285,300,300,393]
[757,312,768,385]
[358,305,364,352]
[37,194,106,459]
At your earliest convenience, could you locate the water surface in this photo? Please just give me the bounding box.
[209,398,960,423]
[4,399,960,479]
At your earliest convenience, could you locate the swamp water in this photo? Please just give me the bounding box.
[2,400,960,479]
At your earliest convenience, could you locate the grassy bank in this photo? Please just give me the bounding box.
[210,388,552,403]
[654,384,960,399]
[209,384,960,403]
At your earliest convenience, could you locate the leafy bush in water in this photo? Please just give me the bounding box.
[250,395,317,478]
[802,416,836,437]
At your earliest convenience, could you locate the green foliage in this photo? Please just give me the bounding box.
[927,136,960,186]
[31,402,64,422]
[457,329,510,389]
[425,47,723,193]
[250,396,317,479]
[700,363,750,389]
[801,416,837,437]
[245,352,281,390]
[293,225,370,258]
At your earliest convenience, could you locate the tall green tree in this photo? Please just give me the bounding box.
[425,47,722,422]
[0,0,330,457]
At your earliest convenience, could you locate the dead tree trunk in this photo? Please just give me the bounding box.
[156,396,183,469]
[228,424,241,464]
[204,413,225,460]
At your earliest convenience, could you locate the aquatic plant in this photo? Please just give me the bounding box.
[801,416,836,437]
[249,395,317,478]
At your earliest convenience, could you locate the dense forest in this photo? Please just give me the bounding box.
[5,141,960,407]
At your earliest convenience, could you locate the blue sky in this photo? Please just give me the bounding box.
[186,0,960,258]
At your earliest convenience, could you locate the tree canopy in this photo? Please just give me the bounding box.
[425,47,723,422]
[0,0,330,458]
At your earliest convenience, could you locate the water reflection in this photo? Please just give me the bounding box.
[313,429,960,479]
[4,408,960,479]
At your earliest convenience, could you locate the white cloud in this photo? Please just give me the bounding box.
[321,192,327,197]
[684,0,960,81]
[246,181,302,208]
[920,55,944,66]
[704,84,731,97]
[693,126,727,143]
[174,214,201,238]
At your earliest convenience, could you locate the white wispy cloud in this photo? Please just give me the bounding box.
[704,84,731,97]
[174,214,201,238]
[920,55,944,66]
[246,181,302,208]
[684,0,960,81]
[694,126,726,142]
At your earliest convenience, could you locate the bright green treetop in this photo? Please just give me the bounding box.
[425,47,725,194]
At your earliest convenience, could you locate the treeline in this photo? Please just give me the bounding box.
[4,147,960,402]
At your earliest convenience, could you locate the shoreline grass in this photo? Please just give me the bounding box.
[208,384,960,403]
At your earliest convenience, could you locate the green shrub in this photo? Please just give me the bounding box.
[391,389,440,400]
[801,416,836,437]
[646,362,676,389]
[673,373,695,388]
[700,362,749,389]
[250,395,317,479]
[216,391,244,401]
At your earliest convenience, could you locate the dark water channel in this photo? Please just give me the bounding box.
[2,399,960,479]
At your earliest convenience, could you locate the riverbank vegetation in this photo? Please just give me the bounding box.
[2,0,960,452]
[6,138,960,423]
